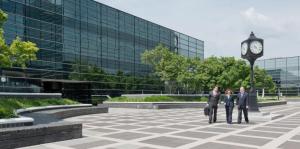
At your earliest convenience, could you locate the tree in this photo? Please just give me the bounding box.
[0,9,39,69]
[142,45,276,94]
[142,44,186,93]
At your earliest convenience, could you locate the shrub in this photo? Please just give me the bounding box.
[0,98,79,119]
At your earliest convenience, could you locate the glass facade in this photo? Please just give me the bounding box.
[256,56,300,96]
[0,0,204,93]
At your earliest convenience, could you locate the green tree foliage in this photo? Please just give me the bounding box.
[0,9,39,68]
[142,44,186,93]
[141,45,276,93]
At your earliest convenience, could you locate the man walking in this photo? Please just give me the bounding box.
[236,87,249,124]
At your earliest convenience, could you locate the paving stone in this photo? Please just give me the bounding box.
[238,130,283,138]
[218,135,271,146]
[103,132,151,140]
[182,121,211,126]
[290,135,300,140]
[88,128,118,133]
[279,141,300,149]
[87,122,116,127]
[70,140,116,149]
[138,127,178,134]
[55,137,101,146]
[109,124,143,130]
[116,120,139,124]
[173,131,217,139]
[198,127,233,133]
[265,124,299,128]
[140,136,196,147]
[191,142,256,149]
[215,124,248,129]
[253,126,292,133]
[20,145,53,149]
[164,124,197,129]
[106,144,156,149]
[136,122,165,126]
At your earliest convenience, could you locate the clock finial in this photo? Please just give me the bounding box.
[249,31,256,39]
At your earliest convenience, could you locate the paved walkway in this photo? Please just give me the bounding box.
[20,103,300,149]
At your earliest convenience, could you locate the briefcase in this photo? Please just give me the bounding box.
[204,105,210,116]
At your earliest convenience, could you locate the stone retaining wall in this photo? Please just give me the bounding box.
[0,105,108,149]
[0,122,82,149]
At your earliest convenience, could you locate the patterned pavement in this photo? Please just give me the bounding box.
[20,103,300,149]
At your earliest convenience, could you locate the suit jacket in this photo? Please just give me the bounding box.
[224,95,235,107]
[236,92,249,108]
[208,91,220,107]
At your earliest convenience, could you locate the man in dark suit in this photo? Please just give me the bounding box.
[236,87,249,124]
[207,86,220,124]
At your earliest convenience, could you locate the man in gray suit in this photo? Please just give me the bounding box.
[207,86,221,124]
[236,87,249,124]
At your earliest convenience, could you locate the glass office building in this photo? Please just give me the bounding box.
[0,0,204,94]
[256,56,300,96]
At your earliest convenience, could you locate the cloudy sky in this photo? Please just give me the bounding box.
[95,0,300,59]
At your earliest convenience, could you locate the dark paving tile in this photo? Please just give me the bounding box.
[87,122,116,127]
[290,135,300,140]
[173,131,217,139]
[116,120,139,124]
[138,127,178,134]
[215,124,248,129]
[182,121,211,126]
[191,142,256,149]
[88,128,118,133]
[103,132,151,140]
[70,140,116,149]
[279,141,300,149]
[265,124,299,128]
[140,136,195,148]
[253,126,292,133]
[164,124,197,129]
[218,135,271,146]
[239,130,283,138]
[109,125,143,130]
[137,122,165,126]
[106,144,157,149]
[198,127,233,133]
[277,121,300,125]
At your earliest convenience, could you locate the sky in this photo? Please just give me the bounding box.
[95,0,300,59]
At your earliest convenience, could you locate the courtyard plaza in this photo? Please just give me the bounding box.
[19,102,300,149]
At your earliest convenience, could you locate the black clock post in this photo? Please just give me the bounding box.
[241,32,264,112]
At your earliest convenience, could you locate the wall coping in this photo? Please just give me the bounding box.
[16,104,92,115]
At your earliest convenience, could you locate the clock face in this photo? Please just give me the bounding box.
[250,41,263,54]
[241,42,248,55]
